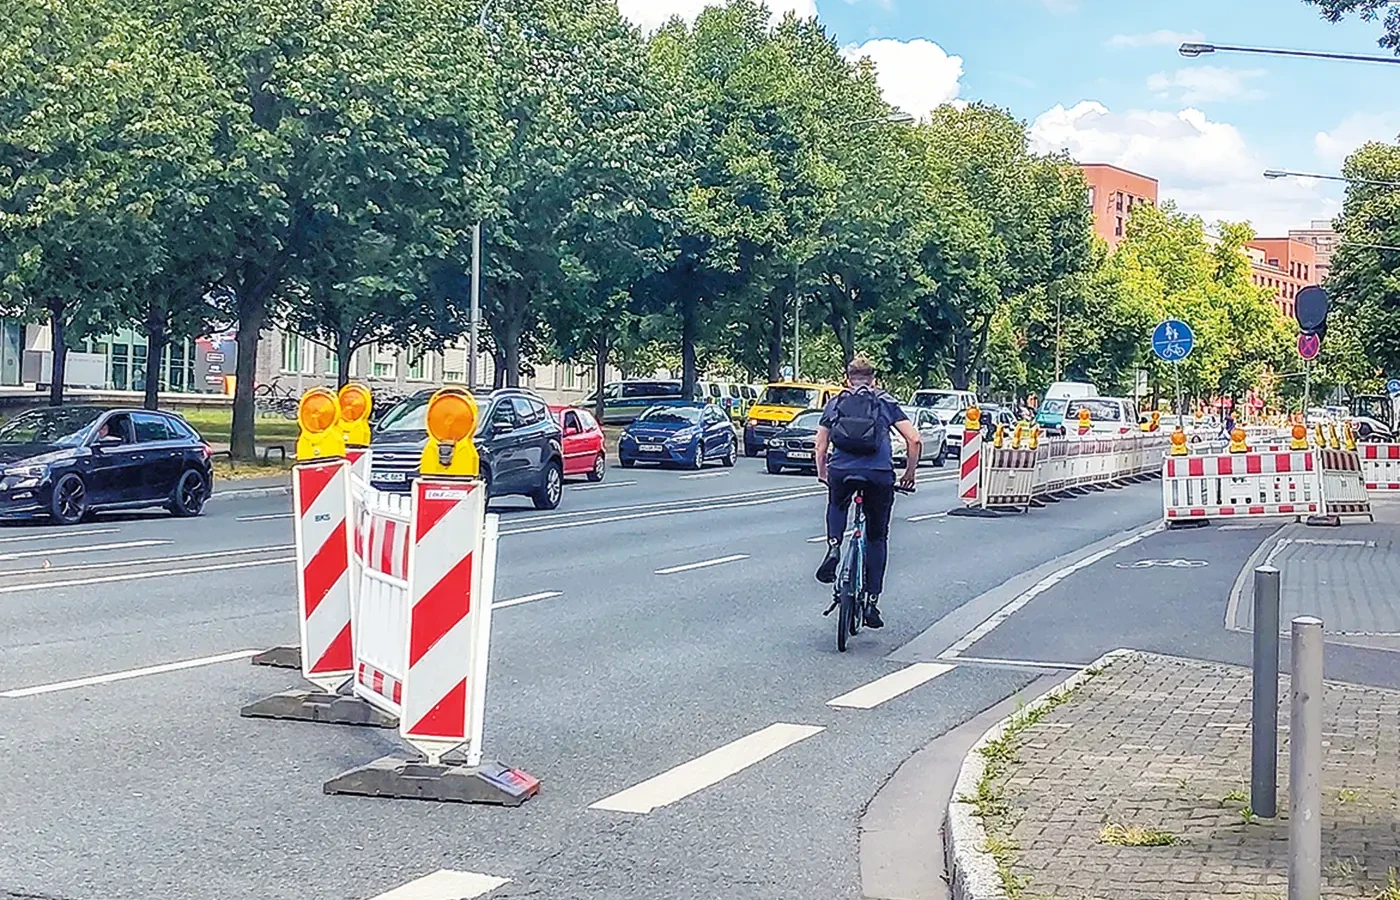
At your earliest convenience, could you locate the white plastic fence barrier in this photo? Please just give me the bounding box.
[1362,444,1400,492]
[351,485,413,718]
[974,433,1168,512]
[1317,447,1373,521]
[1162,451,1322,524]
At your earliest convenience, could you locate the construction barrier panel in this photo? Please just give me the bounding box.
[962,432,1169,514]
[351,485,412,719]
[1162,450,1321,524]
[1362,444,1400,492]
[1316,447,1373,523]
[982,446,1038,511]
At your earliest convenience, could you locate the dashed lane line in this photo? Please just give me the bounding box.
[569,481,638,492]
[0,556,295,594]
[679,471,730,480]
[655,554,749,575]
[0,539,170,562]
[589,722,825,814]
[826,663,957,709]
[0,649,259,698]
[0,527,119,543]
[492,591,563,610]
[237,513,294,522]
[367,870,509,900]
[5,544,294,575]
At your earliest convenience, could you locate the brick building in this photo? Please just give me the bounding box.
[1079,164,1160,250]
[1246,237,1317,318]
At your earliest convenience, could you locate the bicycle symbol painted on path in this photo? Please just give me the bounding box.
[1115,559,1209,570]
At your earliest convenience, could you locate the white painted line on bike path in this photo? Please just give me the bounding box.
[826,663,957,709]
[492,591,564,610]
[0,649,260,698]
[655,554,749,575]
[367,869,509,900]
[589,722,825,814]
[937,523,1165,661]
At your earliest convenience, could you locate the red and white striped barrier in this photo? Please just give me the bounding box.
[1162,451,1323,524]
[1362,444,1400,492]
[351,488,412,718]
[958,425,983,507]
[294,459,356,693]
[982,446,1037,510]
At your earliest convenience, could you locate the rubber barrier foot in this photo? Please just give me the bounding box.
[1167,519,1210,530]
[323,756,540,806]
[250,646,301,669]
[1305,515,1342,528]
[240,690,398,728]
[947,506,1002,519]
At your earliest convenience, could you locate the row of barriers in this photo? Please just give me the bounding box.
[241,384,539,806]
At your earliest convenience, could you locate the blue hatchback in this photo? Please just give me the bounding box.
[618,404,738,470]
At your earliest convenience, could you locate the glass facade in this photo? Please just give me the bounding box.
[82,328,197,393]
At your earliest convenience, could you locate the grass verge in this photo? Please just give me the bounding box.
[212,457,294,482]
[179,408,300,444]
[1098,824,1180,847]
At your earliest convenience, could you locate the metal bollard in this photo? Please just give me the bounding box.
[1251,566,1280,818]
[1289,616,1324,900]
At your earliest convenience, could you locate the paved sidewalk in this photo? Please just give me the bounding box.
[949,652,1400,900]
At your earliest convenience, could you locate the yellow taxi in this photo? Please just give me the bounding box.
[743,381,843,457]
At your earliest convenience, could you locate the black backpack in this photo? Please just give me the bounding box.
[829,389,883,456]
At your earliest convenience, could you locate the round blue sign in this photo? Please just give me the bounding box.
[1151,319,1195,363]
[1388,378,1400,396]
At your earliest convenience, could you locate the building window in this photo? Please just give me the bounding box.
[1087,187,1095,209]
[112,344,130,391]
[444,369,464,383]
[1115,217,1123,237]
[407,352,427,381]
[281,332,311,374]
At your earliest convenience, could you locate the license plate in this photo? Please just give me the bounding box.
[374,471,408,483]
[638,445,664,453]
[787,451,813,460]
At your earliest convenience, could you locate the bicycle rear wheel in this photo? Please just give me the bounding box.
[836,553,861,652]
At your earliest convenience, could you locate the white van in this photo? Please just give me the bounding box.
[1065,396,1138,435]
[909,389,978,424]
[1035,381,1098,433]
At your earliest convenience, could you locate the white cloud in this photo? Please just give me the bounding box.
[1106,29,1204,48]
[840,38,964,119]
[1146,66,1266,104]
[1314,112,1400,166]
[1030,100,1340,235]
[617,0,817,31]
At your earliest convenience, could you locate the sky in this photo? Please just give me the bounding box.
[615,0,1400,237]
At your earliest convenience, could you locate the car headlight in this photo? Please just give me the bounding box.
[4,465,48,488]
[668,428,700,444]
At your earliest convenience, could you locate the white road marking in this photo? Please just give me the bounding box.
[7,544,293,575]
[655,554,749,575]
[807,529,855,544]
[493,591,563,610]
[908,512,948,523]
[570,481,637,492]
[0,557,294,594]
[944,655,1087,671]
[589,722,825,814]
[236,513,294,521]
[369,870,510,900]
[0,527,119,543]
[939,524,1165,660]
[826,663,957,709]
[0,539,170,562]
[679,471,729,480]
[0,649,259,698]
[1219,523,1271,531]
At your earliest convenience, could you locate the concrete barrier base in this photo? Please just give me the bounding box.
[249,646,301,669]
[240,690,397,728]
[324,756,540,806]
[948,506,1002,519]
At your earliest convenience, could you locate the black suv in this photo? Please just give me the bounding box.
[368,388,565,510]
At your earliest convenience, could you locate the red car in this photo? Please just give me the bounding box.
[551,406,607,482]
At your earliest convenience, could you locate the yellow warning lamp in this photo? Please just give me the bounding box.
[1077,407,1092,436]
[1343,421,1357,451]
[1228,427,1250,454]
[1011,421,1026,449]
[296,388,347,460]
[338,383,373,447]
[993,423,1006,449]
[419,387,481,478]
[1150,411,1161,432]
[1028,426,1041,451]
[1170,427,1188,456]
[1327,422,1341,450]
[965,407,981,434]
[1290,424,1309,451]
[1314,423,1327,449]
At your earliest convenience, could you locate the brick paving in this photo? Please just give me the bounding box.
[983,652,1400,899]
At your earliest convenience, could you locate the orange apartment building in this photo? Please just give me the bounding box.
[1246,237,1317,319]
[1079,163,1160,250]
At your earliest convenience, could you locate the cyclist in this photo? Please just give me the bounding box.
[814,356,921,628]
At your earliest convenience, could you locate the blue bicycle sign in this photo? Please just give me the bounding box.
[1388,378,1400,396]
[1152,319,1195,363]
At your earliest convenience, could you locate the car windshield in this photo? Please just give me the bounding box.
[760,386,816,407]
[915,393,963,411]
[638,407,702,425]
[1040,398,1069,415]
[0,407,104,445]
[789,411,823,429]
[1068,399,1125,422]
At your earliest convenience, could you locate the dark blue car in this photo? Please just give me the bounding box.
[617,404,738,470]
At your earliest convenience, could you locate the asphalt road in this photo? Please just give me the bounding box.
[0,457,1169,900]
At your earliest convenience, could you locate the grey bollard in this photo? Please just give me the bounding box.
[1289,616,1324,900]
[1251,566,1280,818]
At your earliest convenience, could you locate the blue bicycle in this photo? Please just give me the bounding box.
[823,477,915,652]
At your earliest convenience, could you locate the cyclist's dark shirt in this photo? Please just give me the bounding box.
[820,387,908,485]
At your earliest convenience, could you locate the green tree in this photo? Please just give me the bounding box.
[1327,140,1400,385]
[1304,0,1400,51]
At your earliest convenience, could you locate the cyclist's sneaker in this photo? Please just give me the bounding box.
[815,542,841,584]
[863,598,884,629]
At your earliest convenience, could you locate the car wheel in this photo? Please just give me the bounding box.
[532,460,563,510]
[49,473,88,526]
[721,437,737,468]
[690,442,705,470]
[168,469,209,518]
[619,456,635,469]
[587,453,607,483]
[766,458,783,475]
[932,439,947,467]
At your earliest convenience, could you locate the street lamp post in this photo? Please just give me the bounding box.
[1180,41,1400,65]
[468,0,499,391]
[1264,169,1400,189]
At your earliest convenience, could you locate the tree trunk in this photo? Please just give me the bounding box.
[492,350,505,389]
[143,304,168,411]
[766,306,784,382]
[949,329,971,391]
[231,296,267,462]
[593,332,609,422]
[47,308,66,407]
[680,293,698,399]
[336,333,353,389]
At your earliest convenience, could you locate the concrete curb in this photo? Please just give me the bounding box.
[209,484,291,501]
[942,648,1137,900]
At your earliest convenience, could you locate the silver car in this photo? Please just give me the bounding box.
[895,406,948,467]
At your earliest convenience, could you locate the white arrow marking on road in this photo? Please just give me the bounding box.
[367,870,509,900]
[0,557,294,594]
[0,539,170,561]
[826,663,957,709]
[0,527,119,543]
[236,513,294,521]
[655,554,749,575]
[492,591,563,610]
[0,649,259,698]
[589,722,825,814]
